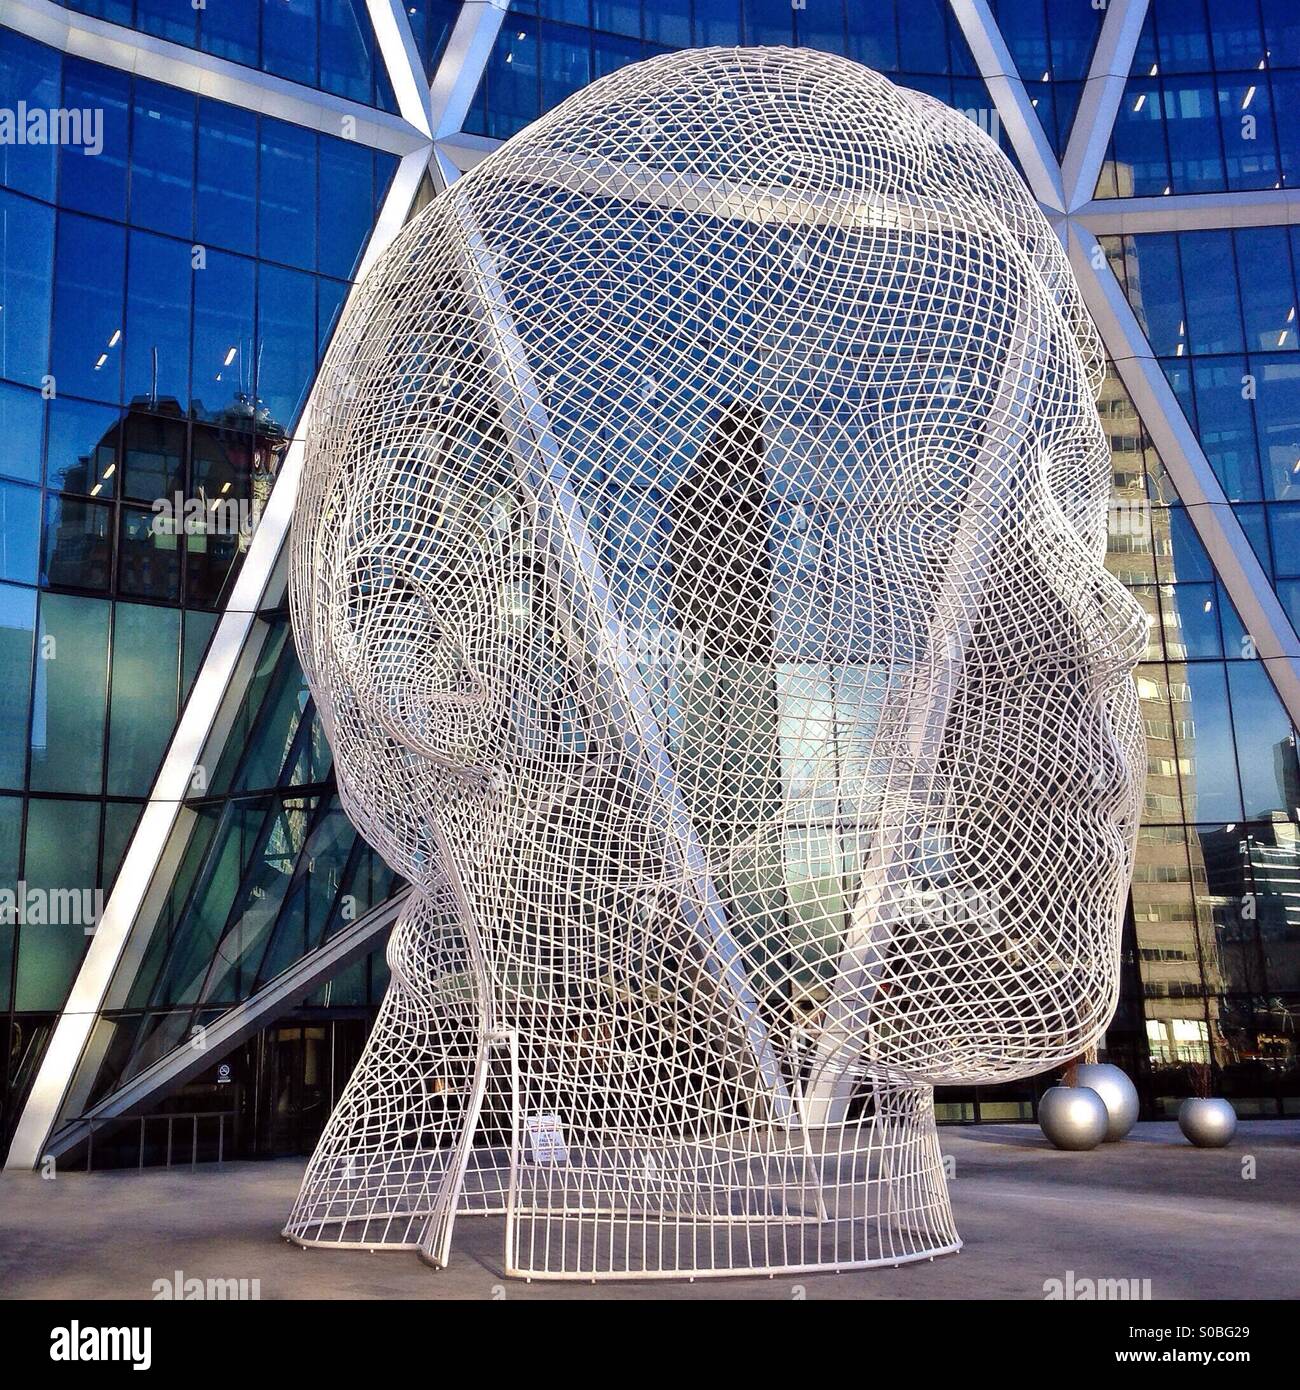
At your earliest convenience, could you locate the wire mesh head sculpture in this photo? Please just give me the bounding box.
[285,47,1145,1279]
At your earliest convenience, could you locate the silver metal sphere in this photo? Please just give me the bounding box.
[1072,1063,1140,1141]
[1178,1098,1237,1148]
[1039,1086,1109,1150]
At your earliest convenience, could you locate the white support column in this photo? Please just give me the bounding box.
[428,0,509,187]
[948,0,1065,210]
[1074,187,1300,235]
[1060,0,1150,211]
[367,0,435,138]
[1068,223,1300,728]
[430,0,508,139]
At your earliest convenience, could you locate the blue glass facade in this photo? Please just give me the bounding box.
[0,22,398,1148]
[1099,0,1300,197]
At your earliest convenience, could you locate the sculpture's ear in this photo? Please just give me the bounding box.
[327,541,499,772]
[312,419,515,772]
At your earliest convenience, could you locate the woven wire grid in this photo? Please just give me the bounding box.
[284,46,1145,1279]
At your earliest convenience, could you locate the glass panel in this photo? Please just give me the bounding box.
[318,136,373,280]
[1176,661,1244,825]
[199,797,315,1004]
[1190,356,1260,500]
[196,101,257,257]
[29,592,110,793]
[107,601,180,796]
[1180,231,1243,356]
[101,800,142,891]
[896,0,950,73]
[198,0,259,68]
[129,80,195,240]
[260,799,355,981]
[845,1,896,69]
[191,249,256,423]
[745,0,793,46]
[14,796,100,1010]
[263,0,318,87]
[796,0,846,54]
[118,503,181,602]
[45,398,119,496]
[237,650,310,791]
[486,19,540,138]
[1227,662,1299,821]
[1165,77,1226,192]
[120,410,184,504]
[644,0,689,47]
[41,494,113,590]
[1206,0,1267,67]
[1110,78,1169,197]
[1154,0,1212,72]
[0,30,60,201]
[259,120,317,272]
[135,0,198,46]
[1218,74,1279,191]
[123,232,192,411]
[1162,506,1214,583]
[0,191,54,390]
[58,59,129,222]
[182,609,218,699]
[1238,228,1298,353]
[0,482,40,585]
[540,22,593,113]
[0,583,36,789]
[319,0,374,104]
[1268,502,1300,576]
[1124,234,1185,356]
[0,383,43,485]
[149,798,267,1007]
[255,264,317,431]
[51,213,125,405]
[1163,582,1222,659]
[1255,355,1300,500]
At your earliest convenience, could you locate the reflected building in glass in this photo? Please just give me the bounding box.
[1,0,1298,1170]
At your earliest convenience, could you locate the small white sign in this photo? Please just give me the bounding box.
[525,1113,569,1166]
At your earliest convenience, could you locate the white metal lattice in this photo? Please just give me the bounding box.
[284,46,1145,1279]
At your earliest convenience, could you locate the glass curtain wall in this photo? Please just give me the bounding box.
[0,26,397,1144]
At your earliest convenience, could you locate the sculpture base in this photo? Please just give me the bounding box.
[286,1081,960,1280]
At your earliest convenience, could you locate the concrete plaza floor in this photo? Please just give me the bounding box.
[2,1119,1296,1300]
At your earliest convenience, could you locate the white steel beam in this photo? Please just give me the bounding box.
[0,0,428,153]
[1074,188,1300,235]
[949,0,1065,210]
[1060,0,1149,212]
[367,0,435,138]
[38,890,412,1165]
[429,0,508,139]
